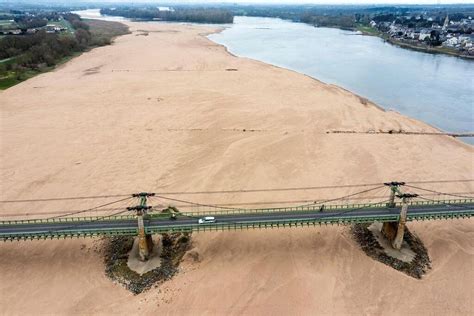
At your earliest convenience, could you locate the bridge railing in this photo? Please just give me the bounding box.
[0,214,137,226]
[0,198,472,226]
[152,198,474,218]
[1,205,472,241]
[144,208,473,234]
[156,201,386,218]
[0,227,139,241]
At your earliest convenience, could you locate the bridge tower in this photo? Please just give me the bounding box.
[128,193,155,261]
[384,181,405,208]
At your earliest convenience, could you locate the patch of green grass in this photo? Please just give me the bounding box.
[49,18,74,33]
[0,19,16,30]
[0,75,18,89]
[356,25,380,36]
[0,70,37,89]
[0,71,33,90]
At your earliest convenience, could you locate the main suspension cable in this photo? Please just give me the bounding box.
[1,179,472,203]
[294,185,386,208]
[39,196,134,221]
[404,184,474,199]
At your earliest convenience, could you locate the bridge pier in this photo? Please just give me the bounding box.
[382,193,418,250]
[381,193,417,250]
[128,192,156,261]
[137,213,153,261]
[381,221,398,245]
[381,203,407,250]
[392,199,409,250]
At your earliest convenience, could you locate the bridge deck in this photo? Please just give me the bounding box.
[1,202,473,241]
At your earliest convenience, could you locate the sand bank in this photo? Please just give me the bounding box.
[0,21,473,314]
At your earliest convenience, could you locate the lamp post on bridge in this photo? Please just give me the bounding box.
[128,192,155,261]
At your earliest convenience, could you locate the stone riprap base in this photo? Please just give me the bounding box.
[351,223,431,278]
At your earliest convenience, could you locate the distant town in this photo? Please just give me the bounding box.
[366,13,474,57]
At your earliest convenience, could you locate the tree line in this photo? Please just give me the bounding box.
[100,8,234,24]
[221,4,474,30]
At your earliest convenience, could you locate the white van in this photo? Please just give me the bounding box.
[198,216,216,224]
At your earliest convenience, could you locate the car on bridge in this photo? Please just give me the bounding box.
[198,216,216,224]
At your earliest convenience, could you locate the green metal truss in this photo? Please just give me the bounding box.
[1,204,472,241]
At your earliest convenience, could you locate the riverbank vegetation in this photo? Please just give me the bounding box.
[0,13,129,90]
[100,7,233,24]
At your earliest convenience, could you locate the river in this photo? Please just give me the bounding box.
[74,12,473,143]
[209,17,474,143]
[72,9,128,22]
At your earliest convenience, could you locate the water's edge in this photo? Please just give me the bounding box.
[73,11,473,145]
[207,17,473,144]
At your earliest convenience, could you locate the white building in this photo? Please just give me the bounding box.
[444,37,459,47]
[419,29,431,41]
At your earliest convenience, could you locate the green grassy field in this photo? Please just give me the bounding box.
[47,18,74,33]
[0,19,16,30]
[0,70,37,90]
[356,25,381,36]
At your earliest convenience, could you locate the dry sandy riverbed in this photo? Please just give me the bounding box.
[0,22,473,315]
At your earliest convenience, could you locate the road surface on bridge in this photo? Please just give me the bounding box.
[1,202,473,240]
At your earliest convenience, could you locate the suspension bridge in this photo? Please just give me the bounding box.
[1,181,473,260]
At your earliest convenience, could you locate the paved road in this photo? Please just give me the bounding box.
[1,203,473,238]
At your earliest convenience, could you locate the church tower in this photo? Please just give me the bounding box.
[442,14,449,31]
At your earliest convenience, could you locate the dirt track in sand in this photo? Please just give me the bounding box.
[0,22,473,315]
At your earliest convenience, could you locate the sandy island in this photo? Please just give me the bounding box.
[0,21,473,315]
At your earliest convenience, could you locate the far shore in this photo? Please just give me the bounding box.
[354,26,474,60]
